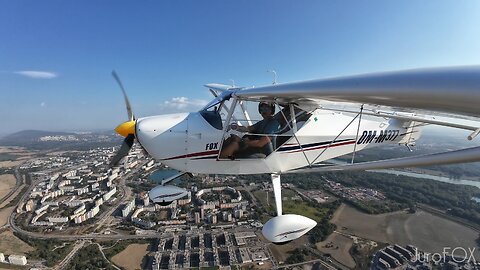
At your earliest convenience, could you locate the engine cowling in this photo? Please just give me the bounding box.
[262,214,317,244]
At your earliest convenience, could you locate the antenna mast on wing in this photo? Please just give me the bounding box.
[267,70,277,85]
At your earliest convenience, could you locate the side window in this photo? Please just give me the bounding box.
[271,105,310,149]
[200,108,223,130]
[199,91,232,130]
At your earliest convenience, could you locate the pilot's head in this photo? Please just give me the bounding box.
[258,102,275,118]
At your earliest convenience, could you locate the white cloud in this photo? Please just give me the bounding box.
[162,97,208,110]
[40,102,46,107]
[15,70,58,79]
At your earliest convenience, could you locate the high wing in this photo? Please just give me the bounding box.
[232,66,480,172]
[234,66,480,118]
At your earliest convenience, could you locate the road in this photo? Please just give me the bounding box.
[95,242,121,270]
[239,181,259,207]
[55,240,86,270]
[275,258,337,270]
[0,167,24,205]
[304,245,350,270]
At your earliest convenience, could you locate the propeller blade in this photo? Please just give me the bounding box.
[109,134,135,167]
[112,70,135,121]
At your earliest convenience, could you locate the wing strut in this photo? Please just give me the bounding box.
[469,128,480,141]
[276,102,312,167]
[351,105,364,163]
[310,107,364,165]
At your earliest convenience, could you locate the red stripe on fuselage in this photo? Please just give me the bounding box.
[161,150,219,161]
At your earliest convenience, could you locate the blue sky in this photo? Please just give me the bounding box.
[1,1,480,135]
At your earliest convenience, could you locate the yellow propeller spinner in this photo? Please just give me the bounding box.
[115,120,135,137]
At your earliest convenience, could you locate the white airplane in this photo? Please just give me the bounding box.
[110,66,480,244]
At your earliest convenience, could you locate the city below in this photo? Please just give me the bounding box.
[0,133,479,270]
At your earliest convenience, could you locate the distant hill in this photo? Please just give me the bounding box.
[0,130,121,150]
[0,130,75,143]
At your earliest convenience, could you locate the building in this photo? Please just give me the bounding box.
[237,248,252,263]
[103,187,117,201]
[64,200,83,207]
[62,170,77,178]
[385,246,405,264]
[34,205,49,215]
[91,182,99,190]
[393,244,413,260]
[25,200,35,212]
[70,209,85,220]
[16,202,25,213]
[95,198,104,207]
[8,255,27,265]
[32,211,46,223]
[177,192,191,206]
[250,251,269,262]
[209,214,217,224]
[143,196,150,206]
[234,232,257,246]
[74,204,85,215]
[33,221,53,226]
[88,206,100,218]
[48,216,69,223]
[194,212,201,223]
[377,258,390,269]
[74,206,100,224]
[59,185,75,192]
[378,251,400,268]
[406,245,417,255]
[74,215,86,224]
[222,211,233,222]
[108,172,118,181]
[42,201,59,207]
[128,160,138,168]
[234,209,243,219]
[132,217,155,228]
[95,173,108,181]
[58,179,71,187]
[122,199,135,218]
[76,186,89,195]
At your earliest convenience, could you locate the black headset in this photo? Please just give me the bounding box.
[258,102,275,114]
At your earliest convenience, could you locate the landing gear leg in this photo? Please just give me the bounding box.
[271,173,282,216]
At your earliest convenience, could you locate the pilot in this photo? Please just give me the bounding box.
[220,102,281,159]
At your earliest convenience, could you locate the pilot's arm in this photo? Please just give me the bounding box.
[229,123,256,133]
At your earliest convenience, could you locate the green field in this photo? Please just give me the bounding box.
[253,188,332,222]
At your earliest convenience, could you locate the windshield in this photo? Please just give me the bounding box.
[200,91,232,130]
[201,91,232,111]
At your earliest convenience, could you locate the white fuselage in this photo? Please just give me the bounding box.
[135,109,418,175]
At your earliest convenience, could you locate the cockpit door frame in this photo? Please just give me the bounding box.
[216,96,238,160]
